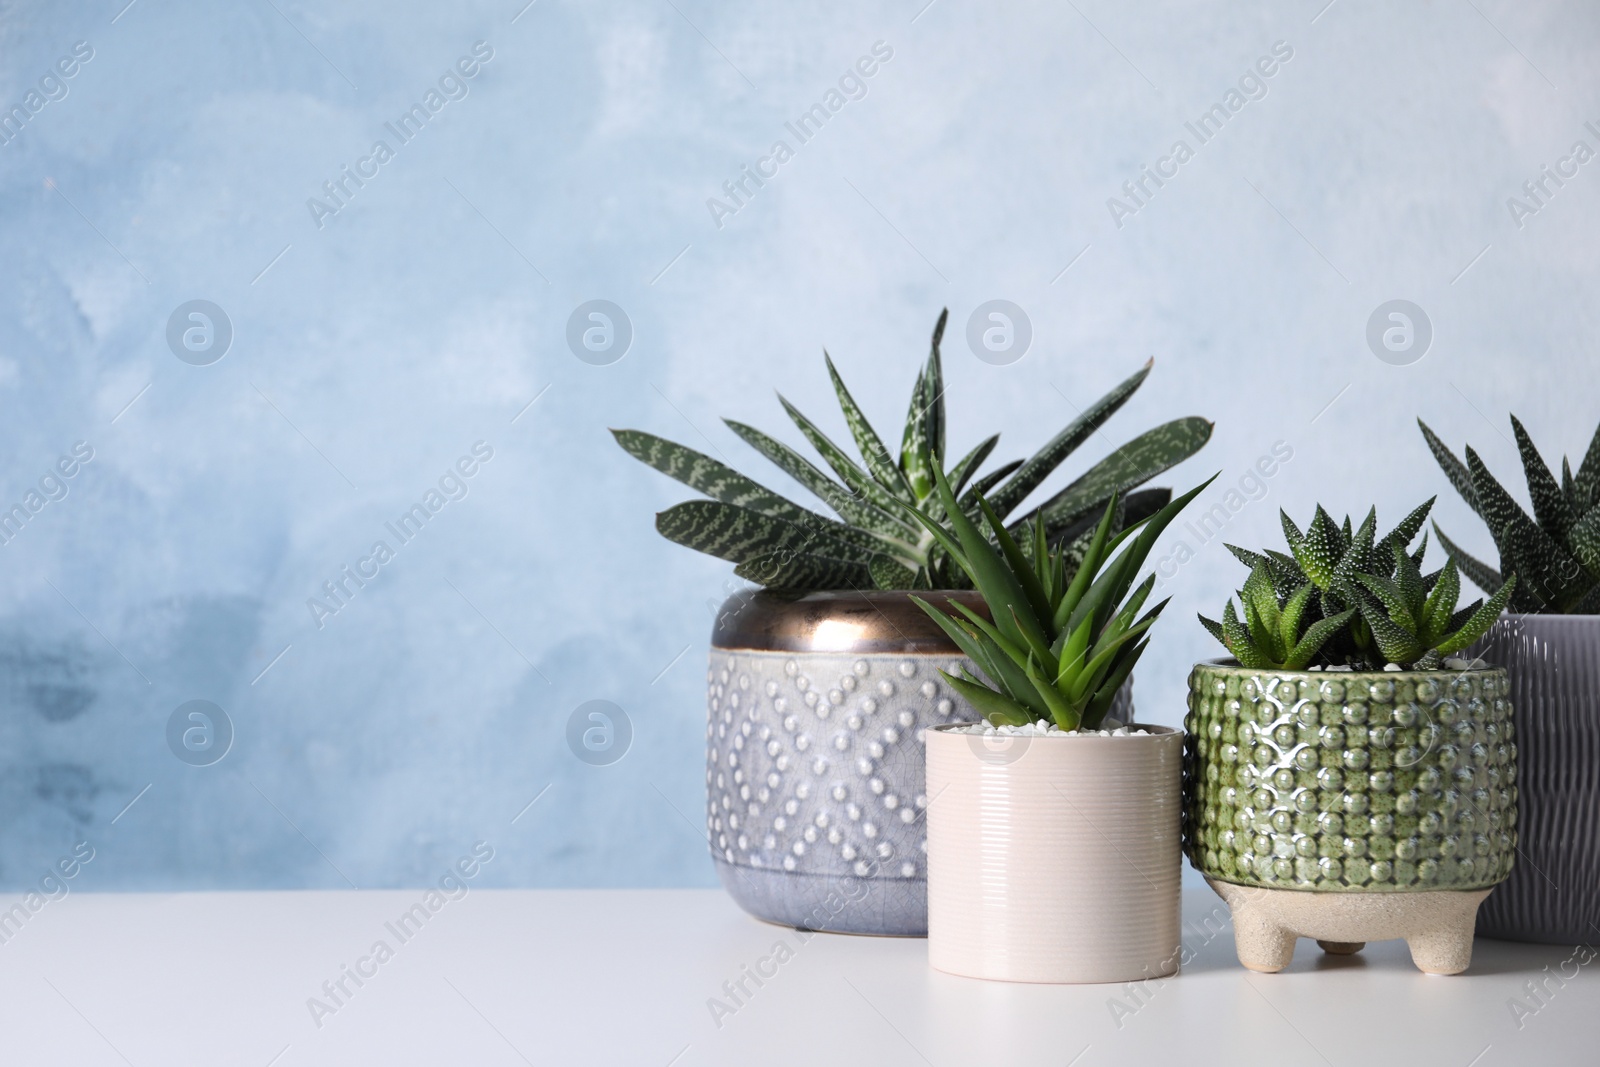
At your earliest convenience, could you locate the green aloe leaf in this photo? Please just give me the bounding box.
[1352,573,1418,636]
[1198,613,1226,647]
[1512,415,1576,542]
[939,668,1031,727]
[984,361,1157,519]
[1029,417,1215,531]
[823,353,915,504]
[1083,637,1147,728]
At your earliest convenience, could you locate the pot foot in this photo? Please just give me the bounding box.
[1316,940,1364,956]
[1406,929,1474,975]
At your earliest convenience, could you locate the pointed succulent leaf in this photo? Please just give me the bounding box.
[734,553,873,589]
[977,496,1052,628]
[1295,507,1343,589]
[1030,417,1215,530]
[724,419,916,542]
[1574,421,1600,512]
[1024,654,1078,730]
[1280,509,1304,551]
[778,395,923,530]
[1567,502,1600,579]
[1286,608,1356,670]
[1499,507,1590,611]
[959,460,1023,510]
[1198,613,1226,647]
[823,353,914,504]
[945,434,1000,496]
[1221,600,1271,668]
[656,500,883,568]
[613,429,833,526]
[898,310,949,495]
[1431,521,1506,597]
[868,556,918,590]
[938,668,1032,727]
[983,360,1155,519]
[1563,456,1579,509]
[1341,507,1378,576]
[1392,540,1427,614]
[1352,573,1417,635]
[1356,594,1425,665]
[1083,637,1148,728]
[1278,583,1316,652]
[1512,415,1576,541]
[1421,560,1461,645]
[1375,497,1434,567]
[1418,420,1482,517]
[1436,576,1518,655]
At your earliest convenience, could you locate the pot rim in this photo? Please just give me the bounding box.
[710,587,990,653]
[1496,611,1600,622]
[1191,656,1506,680]
[927,721,1180,739]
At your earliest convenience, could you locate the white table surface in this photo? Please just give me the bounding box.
[0,886,1591,1066]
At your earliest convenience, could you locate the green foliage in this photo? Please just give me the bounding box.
[1202,502,1517,670]
[907,468,1215,730]
[1420,416,1600,613]
[614,310,1213,590]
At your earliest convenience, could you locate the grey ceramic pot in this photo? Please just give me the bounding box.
[705,589,1132,936]
[1473,614,1600,944]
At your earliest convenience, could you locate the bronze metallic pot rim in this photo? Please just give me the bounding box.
[710,588,991,654]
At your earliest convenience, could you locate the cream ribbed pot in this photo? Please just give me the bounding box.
[924,724,1184,983]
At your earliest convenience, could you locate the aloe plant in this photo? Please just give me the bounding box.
[1202,502,1516,670]
[905,465,1214,730]
[1420,416,1600,613]
[614,310,1213,590]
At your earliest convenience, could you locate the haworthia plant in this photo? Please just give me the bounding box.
[614,310,1213,590]
[1420,416,1600,613]
[1202,501,1517,670]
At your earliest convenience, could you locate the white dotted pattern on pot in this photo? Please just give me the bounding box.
[705,651,968,880]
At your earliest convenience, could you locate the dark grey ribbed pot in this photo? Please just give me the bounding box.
[1474,614,1600,944]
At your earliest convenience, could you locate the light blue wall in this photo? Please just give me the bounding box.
[1,0,1596,889]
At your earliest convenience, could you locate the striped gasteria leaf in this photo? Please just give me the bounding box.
[614,310,1214,590]
[1200,501,1518,671]
[1420,416,1600,613]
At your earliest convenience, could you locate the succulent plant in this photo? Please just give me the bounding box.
[1202,502,1516,670]
[614,310,1212,590]
[906,464,1213,730]
[1420,416,1600,613]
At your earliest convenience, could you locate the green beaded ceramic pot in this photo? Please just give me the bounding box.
[1182,660,1518,892]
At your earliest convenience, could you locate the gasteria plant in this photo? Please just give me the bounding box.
[1420,416,1600,613]
[1201,501,1516,670]
[613,310,1212,590]
[905,464,1214,731]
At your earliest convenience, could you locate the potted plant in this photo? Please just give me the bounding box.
[1184,501,1518,974]
[907,466,1211,982]
[1420,415,1600,943]
[616,311,1212,935]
